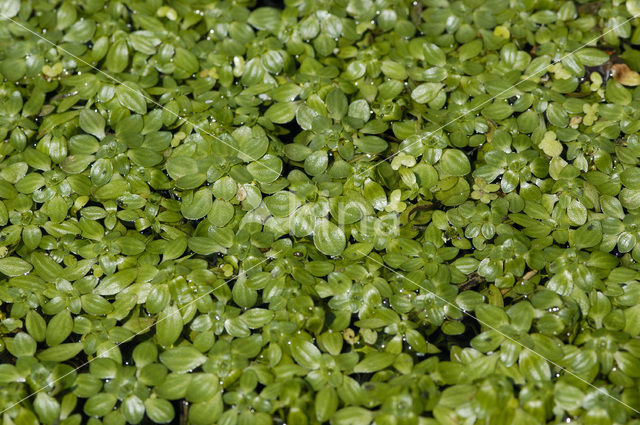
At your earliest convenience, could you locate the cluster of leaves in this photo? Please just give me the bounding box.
[3,0,640,424]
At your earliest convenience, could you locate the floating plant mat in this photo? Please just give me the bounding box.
[2,0,640,424]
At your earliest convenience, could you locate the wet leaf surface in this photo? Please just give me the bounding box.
[1,0,640,423]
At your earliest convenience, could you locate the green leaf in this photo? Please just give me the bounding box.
[116,84,147,114]
[37,343,84,362]
[0,0,20,18]
[438,384,476,408]
[459,39,483,61]
[186,374,219,403]
[34,393,60,425]
[354,136,388,154]
[60,154,95,174]
[546,103,568,127]
[122,395,145,424]
[9,332,37,357]
[519,350,551,381]
[304,150,329,176]
[606,79,632,105]
[363,179,387,210]
[247,155,282,183]
[575,48,610,66]
[133,341,158,367]
[440,149,471,176]
[381,60,408,80]
[181,188,213,220]
[0,162,27,184]
[539,131,563,157]
[353,352,395,372]
[93,268,138,296]
[624,305,640,336]
[163,237,187,261]
[248,7,281,31]
[601,195,625,219]
[235,126,268,162]
[326,88,348,119]
[0,257,33,277]
[315,386,338,422]
[331,407,373,425]
[348,99,371,122]
[189,395,223,425]
[530,333,563,361]
[476,304,510,328]
[290,338,322,369]
[517,109,539,133]
[621,167,640,189]
[159,346,206,372]
[554,382,584,412]
[84,393,118,417]
[174,48,199,77]
[265,102,297,124]
[144,398,175,424]
[105,40,129,73]
[25,311,47,342]
[0,364,23,383]
[411,83,442,103]
[31,252,63,279]
[314,219,346,256]
[241,308,275,329]
[482,102,513,120]
[614,351,640,377]
[567,199,587,225]
[79,109,106,139]
[574,224,602,249]
[45,310,73,346]
[424,43,446,66]
[156,305,183,347]
[129,31,161,54]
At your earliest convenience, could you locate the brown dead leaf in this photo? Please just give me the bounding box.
[569,116,582,128]
[611,63,640,86]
